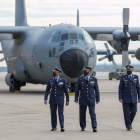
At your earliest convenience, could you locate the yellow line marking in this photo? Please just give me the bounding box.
[69,92,75,95]
[15,90,21,93]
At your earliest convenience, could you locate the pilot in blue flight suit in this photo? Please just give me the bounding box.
[119,65,140,131]
[75,66,100,132]
[44,67,69,132]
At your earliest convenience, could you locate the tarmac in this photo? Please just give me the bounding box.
[0,72,140,140]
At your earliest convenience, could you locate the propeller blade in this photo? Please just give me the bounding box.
[128,58,131,65]
[0,57,5,62]
[126,32,131,38]
[98,56,108,61]
[123,8,129,34]
[0,34,13,41]
[112,59,117,68]
[104,43,109,50]
[122,50,128,67]
[77,9,80,26]
[123,8,129,26]
[96,34,113,41]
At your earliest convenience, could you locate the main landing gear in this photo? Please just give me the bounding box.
[9,79,26,93]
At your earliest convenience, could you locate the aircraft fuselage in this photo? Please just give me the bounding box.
[2,24,97,84]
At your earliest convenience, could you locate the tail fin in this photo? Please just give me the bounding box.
[15,0,28,26]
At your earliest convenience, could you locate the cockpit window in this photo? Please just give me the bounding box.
[48,31,93,43]
[61,34,68,41]
[84,36,92,43]
[83,31,89,36]
[83,31,93,43]
[69,33,78,39]
[48,31,61,43]
[51,36,57,42]
[56,33,61,42]
[78,31,93,43]
[78,34,86,41]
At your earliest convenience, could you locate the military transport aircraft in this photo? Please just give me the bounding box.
[0,0,139,92]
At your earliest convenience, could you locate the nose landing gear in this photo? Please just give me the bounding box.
[69,83,77,93]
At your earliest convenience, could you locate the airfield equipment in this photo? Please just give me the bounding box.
[109,68,126,80]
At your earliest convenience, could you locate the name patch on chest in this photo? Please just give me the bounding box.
[58,82,64,85]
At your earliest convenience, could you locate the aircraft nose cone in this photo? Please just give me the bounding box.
[60,49,89,78]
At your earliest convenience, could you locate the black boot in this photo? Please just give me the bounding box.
[51,128,57,131]
[81,128,85,131]
[61,128,65,132]
[93,128,97,132]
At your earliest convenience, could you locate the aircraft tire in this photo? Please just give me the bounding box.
[9,86,15,92]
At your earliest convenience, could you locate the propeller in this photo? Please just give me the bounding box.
[121,8,131,67]
[98,43,117,68]
[96,8,131,67]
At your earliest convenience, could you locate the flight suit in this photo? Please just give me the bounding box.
[44,77,69,129]
[75,76,100,129]
[119,74,140,129]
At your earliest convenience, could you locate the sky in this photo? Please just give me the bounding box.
[0,0,140,66]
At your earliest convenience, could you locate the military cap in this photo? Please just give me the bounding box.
[52,67,62,73]
[83,66,92,71]
[125,65,134,69]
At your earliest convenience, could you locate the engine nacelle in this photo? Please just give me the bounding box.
[5,73,14,87]
[107,30,123,53]
[135,48,140,61]
[0,34,13,41]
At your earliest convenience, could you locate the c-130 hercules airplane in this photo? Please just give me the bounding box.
[0,0,139,92]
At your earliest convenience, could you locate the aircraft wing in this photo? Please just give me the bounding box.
[97,49,136,55]
[97,50,117,55]
[0,26,44,39]
[83,27,120,40]
[0,27,26,33]
[83,27,140,40]
[0,27,27,39]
